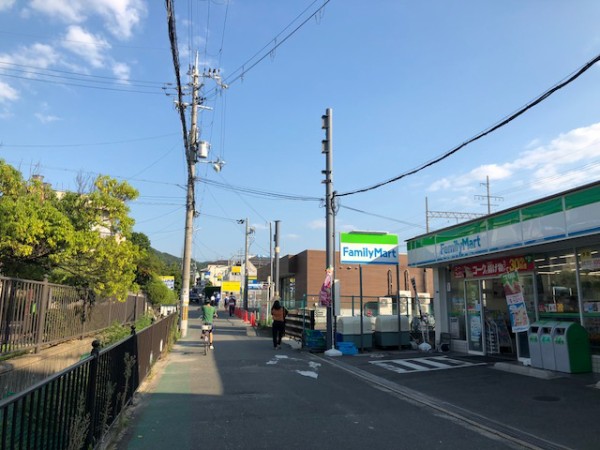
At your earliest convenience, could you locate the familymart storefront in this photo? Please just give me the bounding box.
[407,181,600,369]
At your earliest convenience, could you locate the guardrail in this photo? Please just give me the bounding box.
[0,313,177,449]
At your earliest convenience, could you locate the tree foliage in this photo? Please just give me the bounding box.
[0,160,188,304]
[0,161,138,300]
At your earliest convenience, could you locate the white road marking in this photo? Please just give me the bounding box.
[370,356,486,374]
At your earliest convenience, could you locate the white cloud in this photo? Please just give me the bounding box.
[429,122,600,196]
[0,81,18,103]
[35,112,60,124]
[28,0,146,40]
[308,219,325,230]
[62,26,110,68]
[0,0,16,11]
[286,233,301,240]
[0,43,61,71]
[28,0,84,23]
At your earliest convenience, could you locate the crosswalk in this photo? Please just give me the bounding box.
[369,356,486,374]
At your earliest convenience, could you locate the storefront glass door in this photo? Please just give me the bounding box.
[465,280,484,354]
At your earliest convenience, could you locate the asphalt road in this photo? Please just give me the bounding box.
[113,307,599,450]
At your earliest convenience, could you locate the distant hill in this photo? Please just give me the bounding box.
[150,248,182,268]
[149,248,208,271]
[148,250,269,272]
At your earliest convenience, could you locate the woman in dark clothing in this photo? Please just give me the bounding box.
[271,300,288,349]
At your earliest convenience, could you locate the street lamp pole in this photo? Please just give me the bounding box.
[243,217,250,310]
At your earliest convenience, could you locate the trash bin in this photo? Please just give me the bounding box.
[552,321,592,373]
[539,322,559,370]
[373,315,409,348]
[528,322,545,369]
[336,316,372,350]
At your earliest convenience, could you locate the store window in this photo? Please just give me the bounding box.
[578,246,600,351]
[534,250,579,317]
[448,275,466,340]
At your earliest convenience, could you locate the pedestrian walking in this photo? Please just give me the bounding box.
[228,295,236,316]
[271,300,288,349]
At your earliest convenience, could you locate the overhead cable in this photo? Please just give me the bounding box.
[336,52,600,198]
[198,177,322,202]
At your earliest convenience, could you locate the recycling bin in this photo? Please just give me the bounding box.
[337,316,373,350]
[552,321,591,373]
[528,322,545,369]
[539,322,559,370]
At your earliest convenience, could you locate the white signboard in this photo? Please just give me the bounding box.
[340,232,399,265]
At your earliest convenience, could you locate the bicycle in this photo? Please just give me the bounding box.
[200,324,213,355]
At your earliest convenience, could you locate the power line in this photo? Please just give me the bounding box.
[336,52,600,198]
[0,61,167,87]
[2,132,179,148]
[198,177,322,202]
[339,205,424,228]
[204,0,331,99]
[0,72,164,95]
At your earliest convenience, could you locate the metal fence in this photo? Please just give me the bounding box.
[0,276,146,357]
[0,313,177,450]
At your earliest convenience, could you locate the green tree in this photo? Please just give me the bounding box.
[144,276,178,306]
[54,176,139,301]
[0,161,74,279]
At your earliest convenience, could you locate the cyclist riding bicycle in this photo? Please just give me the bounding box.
[201,299,218,349]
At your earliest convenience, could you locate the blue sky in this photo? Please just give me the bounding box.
[2,1,600,264]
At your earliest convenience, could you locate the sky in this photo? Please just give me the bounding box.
[2,1,600,265]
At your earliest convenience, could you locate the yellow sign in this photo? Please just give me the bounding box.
[231,266,242,274]
[221,281,241,292]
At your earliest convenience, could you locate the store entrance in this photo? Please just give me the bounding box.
[465,277,531,358]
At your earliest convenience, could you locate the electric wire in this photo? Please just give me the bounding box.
[204,0,331,99]
[2,132,179,148]
[198,177,322,202]
[339,205,425,229]
[336,52,600,198]
[0,72,164,95]
[0,61,168,87]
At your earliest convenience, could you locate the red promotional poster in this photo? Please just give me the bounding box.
[453,255,534,279]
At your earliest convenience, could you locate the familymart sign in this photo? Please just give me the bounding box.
[340,232,399,265]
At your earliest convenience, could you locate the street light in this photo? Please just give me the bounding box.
[238,218,255,310]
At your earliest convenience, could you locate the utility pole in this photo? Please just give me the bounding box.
[269,221,273,300]
[474,175,503,214]
[322,108,335,350]
[179,55,200,337]
[273,220,281,299]
[243,217,250,310]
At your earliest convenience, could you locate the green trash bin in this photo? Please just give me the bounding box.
[552,321,591,373]
[540,322,559,370]
[528,321,546,369]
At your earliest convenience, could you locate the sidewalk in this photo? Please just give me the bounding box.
[112,309,600,450]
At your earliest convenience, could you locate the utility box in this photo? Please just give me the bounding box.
[528,322,545,369]
[540,322,559,370]
[553,322,591,373]
[373,315,409,348]
[336,316,372,350]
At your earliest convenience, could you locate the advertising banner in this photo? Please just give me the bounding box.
[500,271,530,333]
[453,255,534,279]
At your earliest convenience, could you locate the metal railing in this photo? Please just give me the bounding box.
[0,313,177,450]
[0,276,146,357]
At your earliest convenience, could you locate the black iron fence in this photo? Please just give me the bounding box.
[0,276,146,357]
[0,313,177,450]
